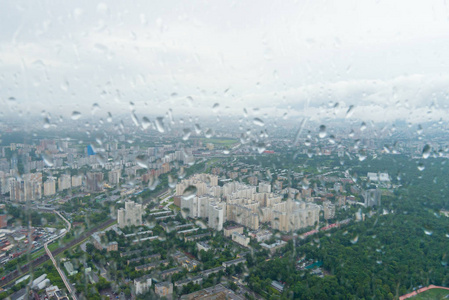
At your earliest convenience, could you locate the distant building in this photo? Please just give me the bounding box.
[43,178,56,196]
[63,261,78,276]
[58,174,71,191]
[180,284,244,300]
[322,201,336,220]
[117,201,143,228]
[87,145,96,156]
[271,281,284,293]
[363,189,381,207]
[261,240,287,254]
[0,214,7,228]
[85,172,103,192]
[208,202,224,231]
[232,232,250,247]
[108,169,121,185]
[154,281,173,298]
[71,175,83,188]
[134,275,152,295]
[224,225,244,238]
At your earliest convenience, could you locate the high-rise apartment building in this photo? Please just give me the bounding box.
[44,178,56,196]
[58,174,71,191]
[118,201,143,228]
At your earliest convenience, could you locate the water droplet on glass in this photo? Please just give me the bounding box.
[71,111,82,120]
[205,128,213,138]
[424,229,433,236]
[328,135,336,144]
[131,111,140,127]
[360,122,367,131]
[107,112,112,122]
[345,105,354,118]
[194,124,201,134]
[417,162,425,171]
[182,185,197,200]
[182,128,191,141]
[422,144,431,159]
[155,117,165,133]
[256,143,266,154]
[136,155,149,168]
[212,103,220,113]
[417,124,423,135]
[42,152,54,167]
[142,117,151,130]
[350,235,359,244]
[253,118,264,127]
[43,116,51,128]
[223,150,230,155]
[91,103,100,114]
[319,125,327,138]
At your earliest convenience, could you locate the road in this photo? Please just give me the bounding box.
[44,210,78,300]
[0,218,115,288]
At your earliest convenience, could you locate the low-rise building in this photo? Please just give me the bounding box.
[222,257,246,268]
[224,225,244,238]
[155,281,173,298]
[260,240,287,254]
[174,276,203,288]
[134,275,152,295]
[232,232,250,247]
[197,241,211,252]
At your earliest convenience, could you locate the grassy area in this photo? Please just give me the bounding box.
[412,288,449,299]
[169,204,180,211]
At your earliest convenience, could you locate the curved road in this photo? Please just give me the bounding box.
[44,211,78,300]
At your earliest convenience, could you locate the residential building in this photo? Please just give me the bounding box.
[134,275,152,295]
[154,281,173,298]
[117,200,143,228]
[58,174,71,191]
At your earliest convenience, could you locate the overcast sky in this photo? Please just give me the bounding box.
[1,0,449,124]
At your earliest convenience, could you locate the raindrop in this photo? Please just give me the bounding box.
[131,111,140,127]
[194,124,201,134]
[182,128,191,141]
[345,105,354,118]
[182,185,197,200]
[422,144,431,159]
[417,124,423,135]
[107,112,112,122]
[253,118,264,127]
[136,155,148,169]
[360,122,367,131]
[205,128,213,138]
[350,235,359,244]
[142,117,151,130]
[71,111,82,120]
[318,125,327,138]
[223,150,230,155]
[256,143,266,154]
[148,176,160,191]
[212,103,220,113]
[42,152,54,167]
[43,116,51,129]
[417,162,425,171]
[328,135,336,144]
[91,103,100,114]
[155,117,165,133]
[168,175,177,188]
[424,229,433,236]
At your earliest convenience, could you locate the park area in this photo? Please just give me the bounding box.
[400,285,449,300]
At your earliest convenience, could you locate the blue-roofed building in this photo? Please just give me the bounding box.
[87,145,96,156]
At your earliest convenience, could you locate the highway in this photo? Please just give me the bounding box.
[44,210,78,300]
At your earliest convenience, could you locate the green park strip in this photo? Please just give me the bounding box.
[411,288,449,300]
